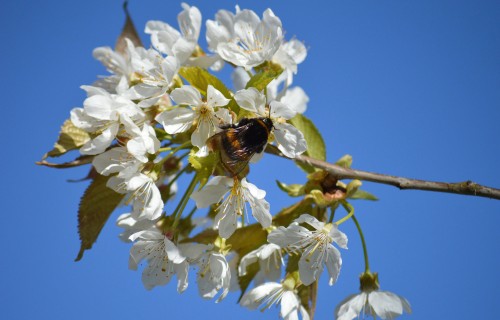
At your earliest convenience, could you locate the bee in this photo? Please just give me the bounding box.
[207,116,274,177]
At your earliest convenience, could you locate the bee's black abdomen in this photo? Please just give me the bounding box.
[220,118,271,161]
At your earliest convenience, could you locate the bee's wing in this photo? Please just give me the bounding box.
[208,125,260,176]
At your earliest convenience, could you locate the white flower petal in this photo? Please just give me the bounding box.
[270,101,296,120]
[274,122,307,158]
[80,122,119,155]
[294,214,324,231]
[368,291,411,319]
[216,199,239,239]
[250,198,272,229]
[234,88,266,114]
[207,85,230,107]
[238,250,259,276]
[171,85,203,106]
[191,116,216,148]
[325,245,342,286]
[330,224,349,249]
[268,224,311,248]
[231,67,250,91]
[155,107,195,134]
[240,282,282,310]
[164,238,186,264]
[335,293,367,320]
[280,290,300,320]
[281,87,308,114]
[190,176,231,208]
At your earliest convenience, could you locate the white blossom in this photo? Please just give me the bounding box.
[124,121,160,163]
[128,228,189,292]
[145,3,201,64]
[234,88,307,158]
[155,85,231,148]
[107,171,163,221]
[196,250,231,302]
[272,38,307,86]
[92,146,142,176]
[70,86,145,155]
[238,243,283,285]
[240,281,310,320]
[191,176,272,239]
[268,214,347,286]
[92,39,160,95]
[335,290,411,320]
[208,8,283,70]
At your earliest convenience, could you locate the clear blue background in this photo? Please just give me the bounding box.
[2,0,499,319]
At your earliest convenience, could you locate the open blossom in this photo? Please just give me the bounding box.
[107,170,163,221]
[155,85,231,148]
[208,8,283,70]
[92,39,160,95]
[268,214,348,286]
[234,88,307,158]
[272,38,307,86]
[145,3,201,64]
[238,243,283,285]
[70,86,145,155]
[191,176,272,239]
[92,146,142,176]
[335,291,411,320]
[123,53,180,109]
[240,280,310,320]
[123,121,160,163]
[195,250,231,302]
[128,228,189,292]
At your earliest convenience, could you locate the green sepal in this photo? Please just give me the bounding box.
[276,180,305,197]
[346,180,362,198]
[335,154,353,168]
[306,189,332,207]
[350,189,378,201]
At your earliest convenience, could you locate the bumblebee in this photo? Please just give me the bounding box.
[207,117,274,177]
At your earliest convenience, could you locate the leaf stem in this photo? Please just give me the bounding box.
[352,215,370,273]
[335,201,354,225]
[172,172,199,228]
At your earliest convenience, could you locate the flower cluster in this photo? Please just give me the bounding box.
[41,3,411,320]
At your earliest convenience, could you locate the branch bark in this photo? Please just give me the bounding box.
[266,146,500,201]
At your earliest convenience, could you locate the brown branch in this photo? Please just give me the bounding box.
[266,146,500,201]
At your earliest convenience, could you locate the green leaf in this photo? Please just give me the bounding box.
[75,174,125,261]
[42,120,91,159]
[290,114,326,161]
[245,66,283,91]
[179,66,232,98]
[276,180,305,197]
[188,152,218,189]
[350,189,378,201]
[289,114,326,173]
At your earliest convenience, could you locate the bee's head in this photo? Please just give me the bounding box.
[262,117,274,131]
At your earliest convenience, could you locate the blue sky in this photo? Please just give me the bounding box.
[2,0,499,319]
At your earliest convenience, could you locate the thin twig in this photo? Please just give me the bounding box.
[265,146,500,200]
